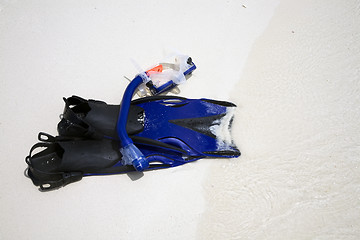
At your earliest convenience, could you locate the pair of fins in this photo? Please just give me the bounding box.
[26,95,240,190]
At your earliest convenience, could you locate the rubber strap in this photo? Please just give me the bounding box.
[25,142,50,165]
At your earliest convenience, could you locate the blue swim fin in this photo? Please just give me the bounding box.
[58,95,240,159]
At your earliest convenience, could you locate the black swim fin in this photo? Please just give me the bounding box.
[26,132,194,191]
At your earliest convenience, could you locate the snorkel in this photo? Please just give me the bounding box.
[117,54,196,171]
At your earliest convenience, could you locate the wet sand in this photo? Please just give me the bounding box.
[199,0,360,239]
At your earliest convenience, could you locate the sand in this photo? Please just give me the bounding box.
[200,0,360,239]
[1,0,359,239]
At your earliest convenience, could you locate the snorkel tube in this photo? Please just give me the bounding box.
[117,54,196,171]
[117,74,148,171]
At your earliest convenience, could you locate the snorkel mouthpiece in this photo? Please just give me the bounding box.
[129,54,196,97]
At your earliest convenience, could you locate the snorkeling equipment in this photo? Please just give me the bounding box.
[27,95,240,190]
[25,54,240,190]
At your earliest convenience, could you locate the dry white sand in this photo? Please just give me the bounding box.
[1,0,359,239]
